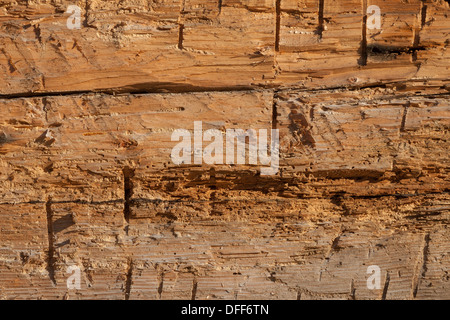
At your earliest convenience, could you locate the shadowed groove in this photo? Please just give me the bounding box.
[318,0,325,38]
[45,199,56,286]
[359,0,368,66]
[275,0,281,52]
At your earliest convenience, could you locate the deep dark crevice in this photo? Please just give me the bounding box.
[218,0,222,14]
[0,89,102,100]
[157,267,164,299]
[275,0,281,52]
[0,79,446,101]
[130,191,449,208]
[45,199,57,286]
[350,279,356,300]
[178,0,185,50]
[400,103,409,132]
[272,91,279,130]
[318,0,325,39]
[412,45,419,62]
[369,45,427,56]
[413,3,428,61]
[123,167,135,226]
[124,258,133,300]
[381,272,390,300]
[420,3,428,29]
[33,25,42,45]
[0,199,123,206]
[191,276,198,300]
[0,84,258,100]
[178,23,184,50]
[2,189,449,208]
[359,9,368,66]
[84,0,89,27]
[0,184,445,208]
[209,167,217,190]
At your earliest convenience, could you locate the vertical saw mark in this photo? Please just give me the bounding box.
[318,0,325,39]
[46,199,56,286]
[275,0,281,52]
[84,0,90,27]
[420,2,428,29]
[350,279,356,300]
[123,167,135,233]
[157,267,164,300]
[400,104,409,132]
[272,92,278,130]
[124,258,133,300]
[381,272,390,300]
[309,106,315,123]
[209,167,217,190]
[178,0,185,50]
[191,276,198,300]
[178,24,185,50]
[412,2,427,62]
[412,233,431,298]
[359,0,368,66]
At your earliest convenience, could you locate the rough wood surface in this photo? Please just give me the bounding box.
[0,0,449,300]
[0,0,448,94]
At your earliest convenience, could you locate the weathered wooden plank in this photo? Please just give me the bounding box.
[0,185,448,299]
[276,0,450,88]
[0,0,276,94]
[0,0,449,301]
[0,0,448,95]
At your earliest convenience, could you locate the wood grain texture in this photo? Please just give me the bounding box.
[0,0,449,300]
[0,0,448,95]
